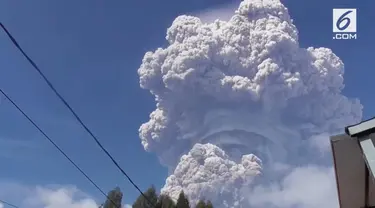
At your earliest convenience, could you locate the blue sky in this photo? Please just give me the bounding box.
[0,0,374,206]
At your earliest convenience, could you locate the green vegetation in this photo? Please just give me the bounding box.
[101,187,214,208]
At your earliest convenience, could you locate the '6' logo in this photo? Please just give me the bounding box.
[333,9,357,33]
[336,10,353,31]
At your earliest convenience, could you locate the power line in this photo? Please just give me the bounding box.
[0,199,19,208]
[0,89,119,208]
[0,23,156,207]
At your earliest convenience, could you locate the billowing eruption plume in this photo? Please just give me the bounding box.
[137,0,363,207]
[162,143,261,207]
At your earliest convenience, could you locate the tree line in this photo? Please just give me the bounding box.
[101,186,214,208]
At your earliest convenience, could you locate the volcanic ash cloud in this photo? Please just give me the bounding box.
[161,143,261,207]
[137,0,362,206]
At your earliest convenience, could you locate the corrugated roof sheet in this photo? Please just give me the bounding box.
[330,134,375,208]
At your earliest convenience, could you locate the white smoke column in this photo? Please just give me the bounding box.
[193,1,239,23]
[137,0,363,207]
[162,143,261,207]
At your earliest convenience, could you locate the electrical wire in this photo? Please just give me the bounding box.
[0,199,19,208]
[0,88,119,208]
[0,22,156,207]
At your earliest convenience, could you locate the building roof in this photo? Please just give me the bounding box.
[330,134,375,208]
